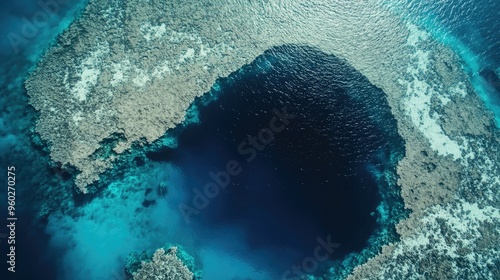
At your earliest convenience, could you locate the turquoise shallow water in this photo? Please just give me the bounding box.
[0,0,498,279]
[387,0,500,125]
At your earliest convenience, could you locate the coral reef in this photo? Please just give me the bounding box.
[26,0,499,278]
[347,26,500,280]
[132,247,194,280]
[25,0,410,193]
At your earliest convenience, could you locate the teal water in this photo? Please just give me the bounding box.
[0,1,498,279]
[387,0,500,126]
[0,1,88,280]
[37,45,406,280]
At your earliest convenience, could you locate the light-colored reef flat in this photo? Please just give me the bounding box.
[26,0,499,278]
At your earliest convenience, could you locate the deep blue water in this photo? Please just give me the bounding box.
[150,45,403,278]
[390,0,500,124]
[0,0,499,279]
[171,45,402,264]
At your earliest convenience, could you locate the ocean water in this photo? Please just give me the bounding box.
[0,1,88,280]
[165,45,406,278]
[387,0,500,125]
[0,0,499,280]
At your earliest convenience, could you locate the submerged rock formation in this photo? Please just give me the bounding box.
[26,0,412,193]
[132,247,194,280]
[26,0,499,278]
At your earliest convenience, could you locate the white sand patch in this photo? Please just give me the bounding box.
[141,23,167,42]
[70,43,109,102]
[407,24,429,45]
[402,80,463,159]
[415,49,429,72]
[438,82,468,105]
[73,69,99,101]
[152,61,171,78]
[110,60,131,87]
[450,82,467,98]
[102,7,114,25]
[219,42,234,53]
[460,138,475,162]
[72,111,83,125]
[93,108,104,122]
[401,25,465,160]
[169,30,203,44]
[199,44,210,56]
[178,48,195,63]
[132,68,150,87]
[438,96,451,106]
[63,70,69,88]
[467,145,500,203]
[394,200,500,259]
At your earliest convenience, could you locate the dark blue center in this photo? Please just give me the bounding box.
[148,45,405,276]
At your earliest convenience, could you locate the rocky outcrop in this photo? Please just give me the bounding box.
[26,0,499,278]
